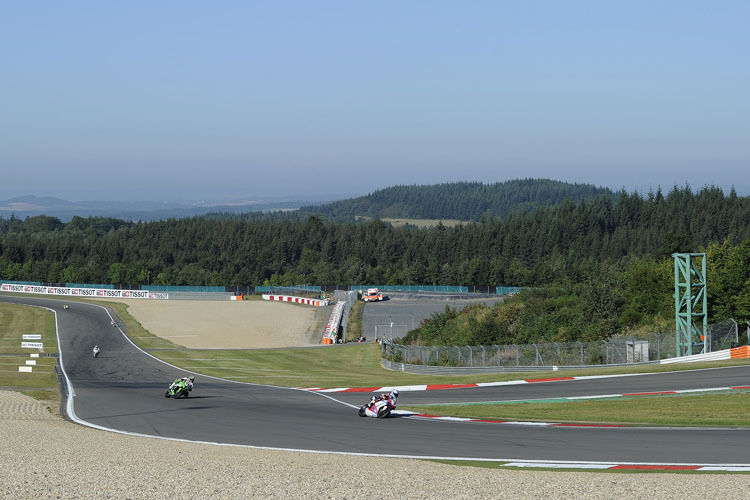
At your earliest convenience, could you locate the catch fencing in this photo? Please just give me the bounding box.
[382,319,740,369]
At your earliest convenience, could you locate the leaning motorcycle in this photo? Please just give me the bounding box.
[359,396,396,418]
[165,379,191,398]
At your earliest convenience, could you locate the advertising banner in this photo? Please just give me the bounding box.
[1,283,163,299]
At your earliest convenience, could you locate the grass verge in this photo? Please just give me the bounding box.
[90,297,750,388]
[0,302,59,388]
[345,300,364,342]
[101,300,183,350]
[401,392,750,426]
[21,389,59,401]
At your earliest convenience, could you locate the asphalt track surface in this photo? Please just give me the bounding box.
[4,294,750,465]
[361,293,504,341]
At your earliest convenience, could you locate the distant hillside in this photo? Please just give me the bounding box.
[298,179,614,221]
[0,194,333,222]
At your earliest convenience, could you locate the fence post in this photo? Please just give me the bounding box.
[481,345,486,367]
[578,342,583,365]
[601,340,608,364]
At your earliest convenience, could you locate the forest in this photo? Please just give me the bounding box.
[297,178,613,221]
[1,183,749,343]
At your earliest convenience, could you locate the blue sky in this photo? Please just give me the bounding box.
[1,1,748,201]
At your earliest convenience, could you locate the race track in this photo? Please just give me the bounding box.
[4,295,750,465]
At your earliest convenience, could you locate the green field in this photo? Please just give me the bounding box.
[0,302,59,388]
[355,216,465,228]
[147,343,750,389]
[401,391,750,427]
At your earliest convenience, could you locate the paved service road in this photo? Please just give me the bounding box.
[3,294,750,465]
[361,293,503,341]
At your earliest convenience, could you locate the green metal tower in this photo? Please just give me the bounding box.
[673,253,707,356]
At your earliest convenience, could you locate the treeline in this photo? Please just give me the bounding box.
[400,237,750,346]
[0,186,748,296]
[298,179,613,221]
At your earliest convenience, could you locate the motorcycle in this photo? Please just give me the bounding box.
[358,395,396,418]
[92,346,101,358]
[165,379,191,398]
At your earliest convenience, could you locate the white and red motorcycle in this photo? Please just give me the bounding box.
[358,390,399,418]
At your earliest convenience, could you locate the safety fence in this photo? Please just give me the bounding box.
[65,282,114,289]
[382,319,741,368]
[1,280,42,286]
[3,280,528,298]
[145,285,226,293]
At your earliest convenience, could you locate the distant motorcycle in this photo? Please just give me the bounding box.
[165,379,191,399]
[92,345,101,358]
[359,394,396,418]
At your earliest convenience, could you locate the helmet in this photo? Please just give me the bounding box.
[189,375,195,382]
[391,389,399,398]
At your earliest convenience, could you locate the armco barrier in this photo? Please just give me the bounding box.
[323,301,345,343]
[261,294,324,306]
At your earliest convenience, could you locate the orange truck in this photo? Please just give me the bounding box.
[362,288,384,302]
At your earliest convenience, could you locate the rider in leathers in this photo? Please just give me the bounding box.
[175,375,195,391]
[369,390,398,408]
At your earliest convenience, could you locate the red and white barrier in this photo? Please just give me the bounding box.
[261,294,323,307]
[660,345,750,364]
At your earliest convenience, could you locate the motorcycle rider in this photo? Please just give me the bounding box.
[172,375,195,391]
[370,389,398,408]
[92,345,100,358]
[381,389,399,402]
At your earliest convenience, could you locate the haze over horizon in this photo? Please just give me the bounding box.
[2,1,748,201]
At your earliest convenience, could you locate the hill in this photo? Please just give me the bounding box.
[0,195,334,222]
[298,179,614,221]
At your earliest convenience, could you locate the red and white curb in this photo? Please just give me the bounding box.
[392,410,625,428]
[300,371,690,393]
[302,366,750,394]
[303,375,605,393]
[498,461,750,471]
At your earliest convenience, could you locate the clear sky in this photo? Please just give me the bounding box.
[1,1,748,201]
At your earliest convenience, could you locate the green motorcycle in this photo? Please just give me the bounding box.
[165,378,191,398]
